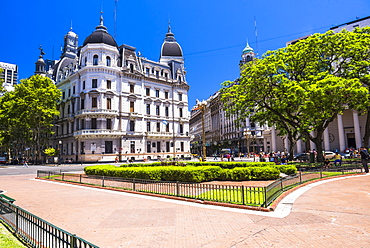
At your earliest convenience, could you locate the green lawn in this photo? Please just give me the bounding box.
[0,222,25,247]
[196,187,265,206]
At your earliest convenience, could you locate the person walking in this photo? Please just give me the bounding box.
[23,159,29,168]
[359,147,369,174]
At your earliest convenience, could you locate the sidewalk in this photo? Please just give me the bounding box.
[1,173,369,247]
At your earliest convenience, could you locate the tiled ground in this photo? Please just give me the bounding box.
[0,173,369,248]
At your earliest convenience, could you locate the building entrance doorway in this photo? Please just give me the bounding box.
[347,133,356,149]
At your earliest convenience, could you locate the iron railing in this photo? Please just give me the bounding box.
[0,197,99,248]
[37,167,363,208]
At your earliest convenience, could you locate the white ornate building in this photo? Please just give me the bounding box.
[37,14,191,162]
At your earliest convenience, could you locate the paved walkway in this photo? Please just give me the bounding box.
[0,172,369,247]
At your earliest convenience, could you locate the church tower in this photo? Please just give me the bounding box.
[35,45,46,75]
[62,27,78,59]
[240,41,255,67]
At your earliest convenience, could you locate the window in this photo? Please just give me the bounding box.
[156,105,160,115]
[81,99,85,109]
[107,98,111,109]
[106,119,112,129]
[130,84,134,93]
[178,93,183,101]
[81,119,85,129]
[92,97,97,108]
[156,89,159,97]
[146,88,150,96]
[164,73,168,79]
[107,80,111,89]
[130,120,135,131]
[130,101,134,112]
[82,81,86,90]
[180,142,184,152]
[166,123,169,132]
[166,142,170,152]
[146,104,150,114]
[106,56,111,66]
[165,107,169,117]
[62,92,65,99]
[93,55,98,65]
[179,108,183,117]
[84,57,87,66]
[155,71,159,78]
[179,124,183,134]
[92,79,97,88]
[147,142,151,153]
[130,64,134,73]
[91,118,97,129]
[156,122,160,132]
[68,88,71,97]
[146,68,150,76]
[130,141,135,153]
[73,86,76,94]
[81,142,85,154]
[67,105,70,114]
[147,121,151,131]
[165,92,168,99]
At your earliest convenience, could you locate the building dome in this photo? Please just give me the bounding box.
[160,26,183,57]
[242,42,254,54]
[83,13,118,47]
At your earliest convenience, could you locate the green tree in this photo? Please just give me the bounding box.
[0,75,61,163]
[221,28,370,162]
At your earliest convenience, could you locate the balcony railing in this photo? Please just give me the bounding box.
[75,109,118,117]
[74,129,126,137]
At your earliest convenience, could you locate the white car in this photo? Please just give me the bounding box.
[323,151,336,159]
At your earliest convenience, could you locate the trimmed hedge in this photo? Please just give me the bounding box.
[84,164,289,183]
[119,161,275,169]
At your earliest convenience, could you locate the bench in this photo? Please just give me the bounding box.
[0,194,16,203]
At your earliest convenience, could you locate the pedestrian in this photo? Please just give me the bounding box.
[23,159,29,168]
[213,154,218,160]
[323,159,331,169]
[359,147,369,174]
[333,152,342,166]
[115,156,119,163]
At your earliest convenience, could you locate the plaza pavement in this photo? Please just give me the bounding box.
[0,166,370,247]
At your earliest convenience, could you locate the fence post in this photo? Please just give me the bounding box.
[241,186,245,205]
[133,179,136,191]
[263,187,267,208]
[62,173,64,181]
[15,208,19,234]
[320,168,323,178]
[299,171,302,184]
[79,174,82,184]
[48,171,51,179]
[176,181,180,197]
[70,234,77,248]
[102,176,105,187]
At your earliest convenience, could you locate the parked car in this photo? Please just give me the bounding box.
[0,157,6,164]
[323,151,336,159]
[294,153,309,161]
[338,152,351,159]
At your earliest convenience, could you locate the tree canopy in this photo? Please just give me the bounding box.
[0,75,61,162]
[221,28,370,161]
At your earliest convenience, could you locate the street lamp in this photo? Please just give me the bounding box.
[244,128,263,162]
[58,140,62,164]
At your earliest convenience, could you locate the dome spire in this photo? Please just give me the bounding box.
[95,10,108,32]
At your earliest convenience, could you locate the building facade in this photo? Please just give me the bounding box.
[37,15,191,162]
[0,61,18,92]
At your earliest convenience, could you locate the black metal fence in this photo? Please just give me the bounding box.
[37,167,363,208]
[0,197,98,248]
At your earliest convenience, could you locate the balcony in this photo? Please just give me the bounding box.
[75,109,118,118]
[74,129,125,138]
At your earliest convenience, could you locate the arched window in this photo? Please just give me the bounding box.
[106,56,111,66]
[93,55,98,66]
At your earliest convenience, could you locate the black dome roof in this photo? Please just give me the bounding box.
[162,42,182,56]
[83,14,118,47]
[160,27,183,57]
[83,29,118,47]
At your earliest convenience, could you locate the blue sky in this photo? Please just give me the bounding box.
[1,0,370,107]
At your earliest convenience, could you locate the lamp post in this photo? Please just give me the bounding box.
[58,140,62,165]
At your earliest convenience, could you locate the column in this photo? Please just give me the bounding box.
[323,128,330,151]
[284,135,289,153]
[353,110,362,149]
[271,126,277,152]
[297,139,303,154]
[337,114,346,151]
